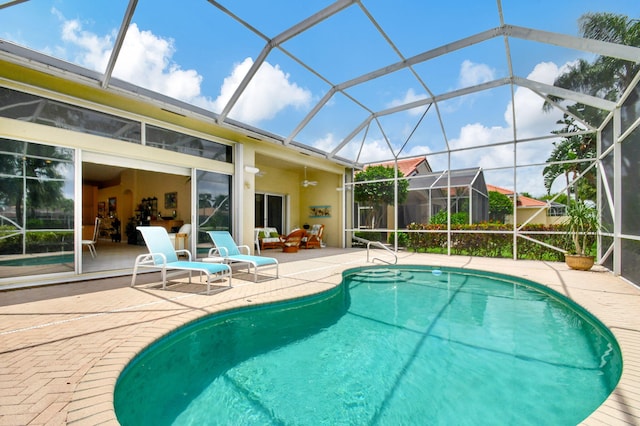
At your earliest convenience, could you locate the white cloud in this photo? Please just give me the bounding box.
[320,132,396,164]
[211,57,311,125]
[321,131,433,165]
[116,24,205,102]
[58,15,113,71]
[438,60,496,113]
[56,15,311,125]
[355,138,396,163]
[59,18,206,102]
[387,88,428,116]
[458,60,495,87]
[504,62,562,132]
[312,133,338,153]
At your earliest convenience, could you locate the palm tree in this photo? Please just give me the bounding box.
[543,115,596,202]
[543,13,639,201]
[545,13,640,120]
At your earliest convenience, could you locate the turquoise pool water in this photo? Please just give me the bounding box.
[114,266,622,425]
[0,253,73,266]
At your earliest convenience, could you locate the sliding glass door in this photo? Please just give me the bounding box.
[255,193,285,233]
[0,139,75,279]
[196,170,231,257]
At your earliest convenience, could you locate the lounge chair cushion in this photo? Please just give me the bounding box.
[166,260,229,274]
[224,254,275,267]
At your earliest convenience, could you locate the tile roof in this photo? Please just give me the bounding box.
[369,156,426,176]
[486,184,548,208]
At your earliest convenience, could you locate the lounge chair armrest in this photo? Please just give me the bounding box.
[207,246,229,257]
[135,251,168,266]
[238,245,251,255]
[133,253,154,266]
[175,249,192,260]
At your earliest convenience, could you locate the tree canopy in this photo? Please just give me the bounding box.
[488,191,513,223]
[354,165,409,228]
[354,165,409,205]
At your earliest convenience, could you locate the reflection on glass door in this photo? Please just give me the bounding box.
[255,193,284,233]
[196,170,231,258]
[0,139,75,280]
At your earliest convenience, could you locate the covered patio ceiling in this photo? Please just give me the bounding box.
[0,0,639,194]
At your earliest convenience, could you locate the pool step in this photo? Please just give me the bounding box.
[349,268,414,283]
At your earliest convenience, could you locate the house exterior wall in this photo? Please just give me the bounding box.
[507,208,566,226]
[0,61,346,285]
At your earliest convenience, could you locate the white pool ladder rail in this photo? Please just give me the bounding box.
[366,241,398,264]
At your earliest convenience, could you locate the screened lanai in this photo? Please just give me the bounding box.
[0,0,639,285]
[399,168,489,227]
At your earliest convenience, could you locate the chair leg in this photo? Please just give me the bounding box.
[131,264,139,286]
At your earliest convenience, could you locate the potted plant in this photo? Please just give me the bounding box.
[564,201,599,270]
[125,217,139,245]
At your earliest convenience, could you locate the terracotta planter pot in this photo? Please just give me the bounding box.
[565,254,595,271]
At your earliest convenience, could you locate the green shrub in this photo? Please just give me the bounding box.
[406,222,569,261]
[430,211,469,225]
[387,232,409,247]
[354,231,385,242]
[0,226,73,254]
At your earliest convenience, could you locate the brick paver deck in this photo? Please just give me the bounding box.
[1,249,638,425]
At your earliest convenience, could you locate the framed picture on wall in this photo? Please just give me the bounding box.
[108,197,117,214]
[309,205,331,218]
[165,192,177,209]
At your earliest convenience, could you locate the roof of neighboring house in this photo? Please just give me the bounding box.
[486,184,548,208]
[370,156,426,176]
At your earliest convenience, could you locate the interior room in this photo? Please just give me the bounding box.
[81,163,191,273]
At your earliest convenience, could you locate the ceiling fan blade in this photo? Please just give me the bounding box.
[301,167,317,187]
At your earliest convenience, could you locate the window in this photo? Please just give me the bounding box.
[0,86,141,143]
[146,125,232,163]
[547,205,566,217]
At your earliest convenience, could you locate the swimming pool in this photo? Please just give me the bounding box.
[0,253,73,266]
[114,265,622,425]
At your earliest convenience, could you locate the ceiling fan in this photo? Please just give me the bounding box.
[301,166,317,187]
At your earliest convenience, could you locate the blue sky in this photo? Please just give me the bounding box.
[1,0,638,196]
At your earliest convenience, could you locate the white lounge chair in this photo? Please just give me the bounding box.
[206,231,278,282]
[82,217,101,258]
[132,226,232,294]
